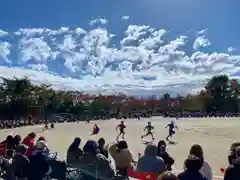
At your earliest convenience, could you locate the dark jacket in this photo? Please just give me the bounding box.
[178,170,208,180]
[99,146,108,159]
[6,154,30,180]
[224,158,240,180]
[28,152,50,180]
[136,144,166,175]
[159,152,174,170]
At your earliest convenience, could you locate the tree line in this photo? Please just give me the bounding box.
[0,74,239,120]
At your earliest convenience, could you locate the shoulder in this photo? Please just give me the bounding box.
[96,153,108,161]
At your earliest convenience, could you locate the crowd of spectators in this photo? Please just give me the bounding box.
[0,131,239,180]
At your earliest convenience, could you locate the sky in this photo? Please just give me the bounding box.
[0,0,240,97]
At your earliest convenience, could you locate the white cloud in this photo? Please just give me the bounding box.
[0,25,239,96]
[228,47,237,53]
[18,37,52,64]
[121,16,130,20]
[0,30,8,37]
[89,18,108,26]
[0,41,11,63]
[193,36,211,50]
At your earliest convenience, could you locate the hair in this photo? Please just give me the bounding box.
[28,132,36,139]
[117,140,128,152]
[13,135,22,146]
[230,142,240,153]
[184,154,203,171]
[98,138,105,147]
[158,171,179,180]
[37,136,46,142]
[5,135,13,143]
[189,144,204,164]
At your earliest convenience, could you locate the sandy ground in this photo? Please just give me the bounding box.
[2,117,240,179]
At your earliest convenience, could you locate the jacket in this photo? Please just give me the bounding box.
[109,143,134,170]
[178,170,208,180]
[136,144,166,175]
[73,152,115,180]
[224,158,240,180]
[183,160,212,180]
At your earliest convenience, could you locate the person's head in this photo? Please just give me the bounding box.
[13,135,21,145]
[117,140,128,151]
[148,121,151,125]
[184,154,203,171]
[121,121,124,124]
[5,135,13,143]
[37,136,46,142]
[189,144,204,163]
[83,140,99,155]
[235,146,240,158]
[27,132,36,140]
[144,143,158,157]
[98,138,105,148]
[70,137,81,149]
[157,140,167,156]
[15,144,28,155]
[34,140,48,154]
[230,142,240,154]
[158,171,179,180]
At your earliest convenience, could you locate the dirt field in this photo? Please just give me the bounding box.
[2,117,240,179]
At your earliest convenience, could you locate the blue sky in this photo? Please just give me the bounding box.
[0,0,239,96]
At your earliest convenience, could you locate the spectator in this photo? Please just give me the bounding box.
[109,140,135,176]
[28,140,51,180]
[12,135,22,149]
[136,144,166,176]
[157,140,175,170]
[22,132,36,156]
[98,137,108,159]
[66,137,83,166]
[224,146,240,180]
[178,155,207,180]
[0,135,14,158]
[37,136,46,142]
[6,144,30,180]
[187,144,212,180]
[228,142,240,165]
[158,171,179,180]
[74,140,115,179]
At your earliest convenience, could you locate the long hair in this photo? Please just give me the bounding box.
[189,144,204,164]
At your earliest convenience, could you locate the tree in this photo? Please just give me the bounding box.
[204,74,238,112]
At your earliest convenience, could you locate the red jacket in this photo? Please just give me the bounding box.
[22,137,35,156]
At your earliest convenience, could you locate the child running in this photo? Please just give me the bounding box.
[141,121,155,140]
[90,124,100,135]
[116,121,126,141]
[165,120,178,141]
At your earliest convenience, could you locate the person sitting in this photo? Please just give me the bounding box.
[136,144,166,178]
[224,146,240,180]
[22,132,36,156]
[6,145,30,180]
[109,140,135,176]
[98,138,108,159]
[66,137,83,166]
[74,140,115,179]
[0,135,14,158]
[28,141,51,180]
[178,155,208,180]
[187,144,212,180]
[157,140,175,171]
